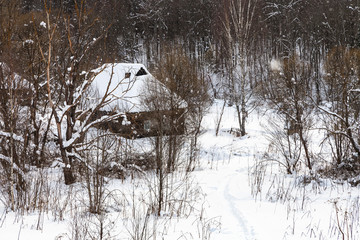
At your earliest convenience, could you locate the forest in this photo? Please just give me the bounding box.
[1,0,360,239]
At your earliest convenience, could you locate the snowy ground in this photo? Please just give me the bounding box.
[1,100,360,239]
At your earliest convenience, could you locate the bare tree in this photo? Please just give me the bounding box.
[81,129,117,214]
[319,46,360,165]
[221,0,259,136]
[265,116,302,174]
[0,63,29,210]
[264,54,314,171]
[139,74,182,215]
[152,47,210,172]
[137,48,209,215]
[36,1,123,184]
[0,1,30,210]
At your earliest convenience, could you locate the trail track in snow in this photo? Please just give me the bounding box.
[222,171,256,240]
[199,104,270,239]
[202,164,257,240]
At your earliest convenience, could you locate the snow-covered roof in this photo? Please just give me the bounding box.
[90,63,186,113]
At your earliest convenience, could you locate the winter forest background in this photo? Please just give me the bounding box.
[1,0,360,239]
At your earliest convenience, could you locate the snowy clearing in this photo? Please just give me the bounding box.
[1,100,360,240]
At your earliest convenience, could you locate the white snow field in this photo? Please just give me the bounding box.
[1,100,360,239]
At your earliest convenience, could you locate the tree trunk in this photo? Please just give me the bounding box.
[60,146,76,185]
[235,103,246,137]
[63,166,76,185]
[215,100,226,136]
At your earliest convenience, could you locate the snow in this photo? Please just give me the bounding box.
[0,154,25,178]
[24,39,34,45]
[270,59,282,71]
[90,63,149,112]
[40,21,46,28]
[89,63,186,112]
[1,100,360,239]
[62,132,79,148]
[0,131,24,142]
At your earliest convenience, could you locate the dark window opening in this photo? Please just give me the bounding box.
[135,67,147,76]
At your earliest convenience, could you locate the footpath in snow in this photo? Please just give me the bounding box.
[197,101,283,239]
[196,100,360,240]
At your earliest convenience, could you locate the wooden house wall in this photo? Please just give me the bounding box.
[92,108,186,139]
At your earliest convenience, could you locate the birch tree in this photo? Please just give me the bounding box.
[222,0,259,136]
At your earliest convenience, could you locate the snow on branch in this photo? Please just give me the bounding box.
[0,154,26,178]
[67,151,94,172]
[80,112,126,134]
[317,105,346,123]
[0,131,24,142]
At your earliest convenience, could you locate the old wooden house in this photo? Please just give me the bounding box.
[88,63,186,138]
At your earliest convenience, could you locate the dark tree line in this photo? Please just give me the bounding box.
[12,0,360,67]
